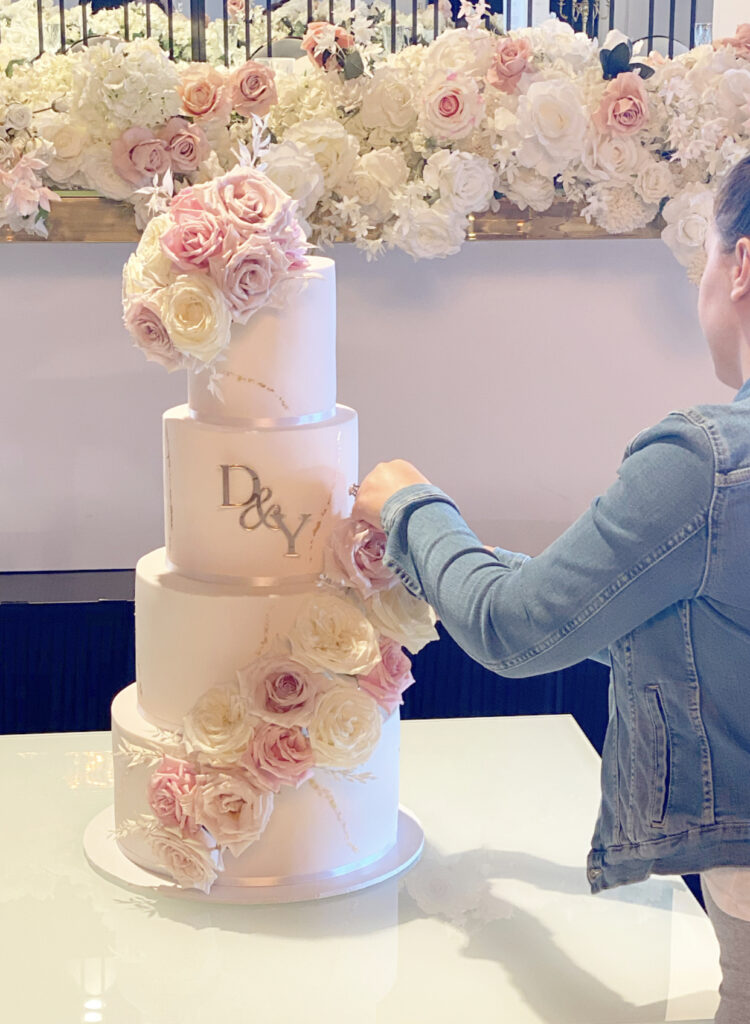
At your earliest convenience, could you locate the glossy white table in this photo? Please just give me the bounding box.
[0,716,720,1023]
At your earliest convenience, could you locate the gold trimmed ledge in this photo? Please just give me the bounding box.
[0,194,664,244]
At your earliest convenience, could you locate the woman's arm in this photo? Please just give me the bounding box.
[371,412,714,679]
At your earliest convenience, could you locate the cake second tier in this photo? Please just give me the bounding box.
[164,403,358,584]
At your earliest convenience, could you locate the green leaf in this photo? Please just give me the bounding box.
[342,50,365,81]
[5,58,28,78]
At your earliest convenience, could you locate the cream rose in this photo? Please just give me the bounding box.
[146,823,223,893]
[289,593,381,676]
[516,80,588,177]
[360,67,418,135]
[308,681,382,769]
[635,158,675,205]
[285,118,359,189]
[365,586,439,654]
[157,273,231,364]
[582,130,642,182]
[183,683,258,764]
[192,768,273,857]
[134,212,175,287]
[263,140,325,220]
[346,148,409,221]
[39,117,87,184]
[423,150,495,216]
[661,184,715,268]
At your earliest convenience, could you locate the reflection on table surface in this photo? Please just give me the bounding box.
[0,717,720,1023]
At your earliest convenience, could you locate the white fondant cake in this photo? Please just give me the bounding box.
[108,255,425,897]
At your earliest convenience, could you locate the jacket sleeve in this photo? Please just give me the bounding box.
[381,412,714,678]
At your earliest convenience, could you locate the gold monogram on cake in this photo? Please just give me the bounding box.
[219,464,312,557]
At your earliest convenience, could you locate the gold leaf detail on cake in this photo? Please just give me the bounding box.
[308,778,358,855]
[111,813,158,841]
[310,494,332,543]
[255,612,271,656]
[322,767,376,784]
[223,372,290,413]
[165,428,174,535]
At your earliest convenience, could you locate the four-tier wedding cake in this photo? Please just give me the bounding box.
[88,166,436,899]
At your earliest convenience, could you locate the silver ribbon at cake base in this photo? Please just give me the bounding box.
[189,406,337,430]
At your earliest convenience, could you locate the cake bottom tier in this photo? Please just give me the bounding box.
[112,684,401,888]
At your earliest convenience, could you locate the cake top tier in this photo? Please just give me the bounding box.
[188,256,336,426]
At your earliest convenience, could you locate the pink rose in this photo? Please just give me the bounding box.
[237,654,326,727]
[161,189,226,271]
[357,636,414,715]
[124,297,184,371]
[210,234,289,323]
[206,166,291,238]
[241,723,314,792]
[419,72,484,142]
[325,518,397,598]
[301,21,356,71]
[178,64,231,121]
[158,116,210,174]
[226,0,245,19]
[230,60,278,118]
[715,23,750,59]
[147,756,199,835]
[111,127,170,187]
[192,768,273,857]
[485,37,533,94]
[593,71,649,136]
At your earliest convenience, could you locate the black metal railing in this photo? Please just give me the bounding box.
[13,0,710,63]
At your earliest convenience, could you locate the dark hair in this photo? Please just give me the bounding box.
[715,155,750,252]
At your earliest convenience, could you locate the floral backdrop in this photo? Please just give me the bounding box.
[1,0,749,279]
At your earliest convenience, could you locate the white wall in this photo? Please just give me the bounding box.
[713,0,746,39]
[0,237,731,571]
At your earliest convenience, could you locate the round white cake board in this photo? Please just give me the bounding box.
[83,805,424,904]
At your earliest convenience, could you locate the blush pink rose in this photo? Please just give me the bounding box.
[357,636,415,715]
[210,234,289,323]
[206,167,291,238]
[241,723,314,792]
[226,0,245,19]
[715,23,750,59]
[147,756,199,835]
[179,64,231,121]
[192,768,273,857]
[419,72,484,142]
[124,297,184,371]
[230,60,278,118]
[593,71,649,136]
[485,37,533,94]
[237,654,326,727]
[160,189,225,271]
[325,518,397,598]
[158,116,210,174]
[301,21,356,71]
[111,127,170,187]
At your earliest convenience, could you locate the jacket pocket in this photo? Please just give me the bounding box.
[646,685,671,828]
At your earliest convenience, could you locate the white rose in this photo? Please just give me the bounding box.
[661,184,715,268]
[192,768,273,858]
[419,71,484,143]
[393,200,468,260]
[516,80,588,177]
[4,103,32,131]
[183,683,258,764]
[346,147,409,220]
[716,69,750,126]
[582,129,641,182]
[635,158,675,205]
[423,27,495,80]
[79,144,134,201]
[361,67,417,135]
[502,165,556,212]
[158,274,231,364]
[423,150,495,216]
[289,593,381,676]
[263,140,324,219]
[308,681,382,769]
[365,586,439,654]
[285,118,359,189]
[146,823,223,893]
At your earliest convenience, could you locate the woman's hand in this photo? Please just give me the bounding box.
[352,459,431,530]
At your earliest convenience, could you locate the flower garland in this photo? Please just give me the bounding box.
[2,2,750,279]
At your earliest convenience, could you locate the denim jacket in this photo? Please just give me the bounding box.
[382,378,750,893]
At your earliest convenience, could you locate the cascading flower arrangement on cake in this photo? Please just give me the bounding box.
[121,161,310,382]
[114,163,438,894]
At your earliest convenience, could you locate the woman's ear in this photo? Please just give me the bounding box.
[730,237,750,302]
